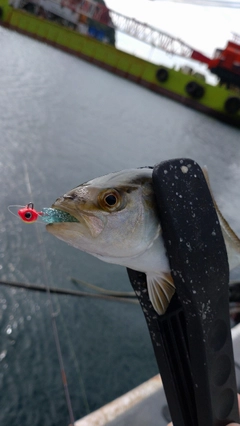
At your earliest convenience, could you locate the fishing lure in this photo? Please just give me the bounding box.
[8,203,78,224]
[18,203,43,223]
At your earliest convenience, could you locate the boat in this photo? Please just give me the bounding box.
[0,0,240,127]
[75,323,240,425]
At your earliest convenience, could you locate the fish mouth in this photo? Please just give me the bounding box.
[54,206,79,222]
[45,200,80,225]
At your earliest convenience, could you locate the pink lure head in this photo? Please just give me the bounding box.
[18,203,42,223]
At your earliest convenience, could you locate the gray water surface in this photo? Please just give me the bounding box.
[1,26,240,426]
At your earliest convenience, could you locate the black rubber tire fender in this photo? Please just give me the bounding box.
[224,97,240,115]
[156,68,169,83]
[185,81,205,99]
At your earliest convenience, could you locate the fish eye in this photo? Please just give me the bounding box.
[25,212,32,220]
[98,189,123,211]
[104,194,117,206]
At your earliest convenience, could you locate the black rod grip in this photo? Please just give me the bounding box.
[127,158,239,426]
[152,159,239,426]
[127,269,198,426]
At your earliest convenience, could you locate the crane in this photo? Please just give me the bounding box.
[60,0,210,62]
[20,0,240,88]
[60,0,240,88]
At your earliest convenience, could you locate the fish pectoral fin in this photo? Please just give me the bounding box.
[146,273,175,315]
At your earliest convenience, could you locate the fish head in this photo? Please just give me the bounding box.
[46,169,160,260]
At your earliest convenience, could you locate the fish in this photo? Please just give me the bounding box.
[46,167,240,316]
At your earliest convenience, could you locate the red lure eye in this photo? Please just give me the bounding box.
[18,207,39,223]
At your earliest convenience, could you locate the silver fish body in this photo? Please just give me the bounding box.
[47,167,240,315]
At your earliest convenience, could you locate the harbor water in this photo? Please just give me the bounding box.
[1,26,240,426]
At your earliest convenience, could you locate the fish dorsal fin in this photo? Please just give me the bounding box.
[202,166,240,270]
[146,273,175,315]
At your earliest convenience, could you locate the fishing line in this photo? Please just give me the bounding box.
[23,162,75,426]
[8,205,29,219]
[55,308,91,415]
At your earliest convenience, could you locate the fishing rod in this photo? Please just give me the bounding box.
[71,277,136,297]
[1,277,240,306]
[0,279,138,304]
